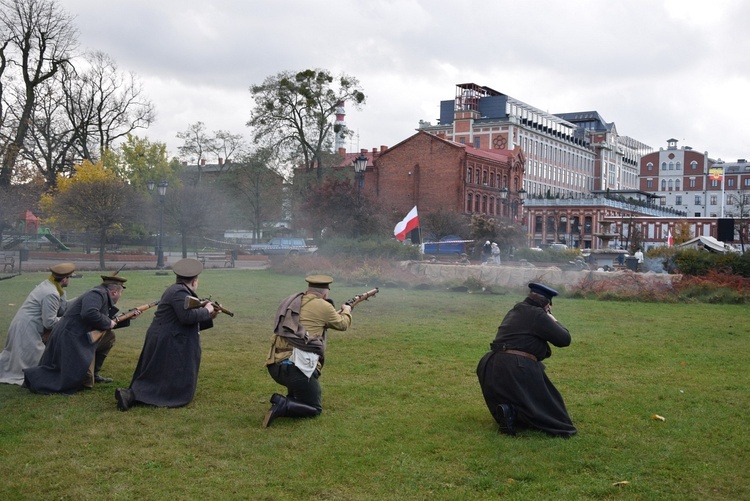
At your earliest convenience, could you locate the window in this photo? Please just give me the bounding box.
[675,179,680,190]
[676,162,681,170]
[745,178,750,187]
[474,195,480,212]
[459,137,466,144]
[474,137,481,149]
[647,179,653,189]
[711,179,718,188]
[689,178,696,188]
[647,162,653,171]
[467,194,472,212]
[695,195,702,205]
[475,169,480,184]
[727,178,734,187]
[710,195,717,205]
[668,179,673,191]
[466,168,471,183]
[661,179,667,191]
[669,162,674,170]
[691,161,698,170]
[676,195,682,205]
[661,162,667,170]
[482,171,487,185]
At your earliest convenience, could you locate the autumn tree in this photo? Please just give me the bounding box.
[0,0,77,187]
[422,209,467,240]
[223,148,284,243]
[112,134,179,190]
[248,69,365,181]
[40,160,144,268]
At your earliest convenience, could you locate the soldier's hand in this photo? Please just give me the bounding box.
[341,304,352,315]
[204,302,215,317]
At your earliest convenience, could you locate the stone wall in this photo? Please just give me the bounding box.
[402,261,679,289]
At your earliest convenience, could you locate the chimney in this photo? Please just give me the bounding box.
[218,157,224,165]
[338,147,346,156]
[380,145,388,152]
[182,161,187,166]
[201,158,206,166]
[372,147,377,156]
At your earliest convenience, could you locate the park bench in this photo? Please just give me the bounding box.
[2,253,15,273]
[195,251,235,268]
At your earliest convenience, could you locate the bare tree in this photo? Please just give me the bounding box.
[176,121,216,185]
[248,69,365,181]
[211,129,246,175]
[0,0,77,187]
[224,148,283,243]
[64,51,155,162]
[727,189,750,253]
[163,181,224,258]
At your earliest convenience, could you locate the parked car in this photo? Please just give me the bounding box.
[422,235,473,256]
[247,237,317,255]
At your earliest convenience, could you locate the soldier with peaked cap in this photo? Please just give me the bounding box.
[0,263,76,385]
[476,282,577,438]
[116,258,217,411]
[262,274,352,427]
[24,270,138,395]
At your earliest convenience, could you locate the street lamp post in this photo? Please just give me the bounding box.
[148,180,168,269]
[353,154,368,236]
[498,187,509,217]
[353,153,368,207]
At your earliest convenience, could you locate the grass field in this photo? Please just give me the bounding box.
[1,269,748,500]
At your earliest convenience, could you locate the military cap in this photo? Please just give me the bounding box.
[173,258,203,278]
[49,262,76,279]
[528,282,558,303]
[305,274,333,289]
[101,275,127,288]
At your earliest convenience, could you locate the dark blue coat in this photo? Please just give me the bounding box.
[127,282,213,408]
[24,285,124,394]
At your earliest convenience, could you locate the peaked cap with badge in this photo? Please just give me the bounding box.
[305,274,334,289]
[528,282,558,303]
[173,258,204,279]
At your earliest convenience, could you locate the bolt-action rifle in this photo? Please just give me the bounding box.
[184,296,235,317]
[86,301,159,344]
[338,288,379,313]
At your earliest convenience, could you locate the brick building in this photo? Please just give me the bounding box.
[357,131,525,225]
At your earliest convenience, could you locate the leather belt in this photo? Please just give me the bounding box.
[497,349,537,362]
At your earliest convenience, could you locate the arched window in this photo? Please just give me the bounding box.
[474,194,480,212]
[675,179,681,190]
[661,179,667,190]
[467,193,472,212]
[489,196,495,214]
[482,195,487,213]
[676,162,681,170]
[647,162,654,171]
[466,167,471,183]
[661,162,667,170]
[669,162,674,170]
[668,179,673,190]
[475,169,480,184]
[482,171,488,185]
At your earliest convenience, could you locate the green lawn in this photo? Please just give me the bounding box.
[1,269,748,500]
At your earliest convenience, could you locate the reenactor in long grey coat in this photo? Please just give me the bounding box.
[0,263,75,385]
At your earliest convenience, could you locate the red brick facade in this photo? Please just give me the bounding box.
[364,131,524,221]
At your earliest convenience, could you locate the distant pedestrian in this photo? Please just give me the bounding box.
[482,241,492,262]
[634,248,644,272]
[491,242,501,265]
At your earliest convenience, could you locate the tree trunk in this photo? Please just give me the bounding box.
[181,232,188,259]
[99,227,107,269]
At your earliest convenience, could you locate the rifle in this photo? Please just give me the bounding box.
[339,288,379,313]
[184,296,235,317]
[86,301,159,344]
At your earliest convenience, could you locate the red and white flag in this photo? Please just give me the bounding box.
[393,206,419,241]
[667,230,674,247]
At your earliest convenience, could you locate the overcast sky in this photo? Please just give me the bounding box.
[59,0,750,163]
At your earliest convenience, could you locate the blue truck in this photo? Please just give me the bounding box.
[421,236,473,256]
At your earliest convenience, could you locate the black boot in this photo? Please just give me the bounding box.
[115,388,134,412]
[284,397,320,418]
[496,403,517,435]
[262,393,288,428]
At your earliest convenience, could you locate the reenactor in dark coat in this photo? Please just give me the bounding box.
[477,282,577,437]
[116,258,216,411]
[24,274,134,394]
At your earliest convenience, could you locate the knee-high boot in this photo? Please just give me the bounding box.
[284,397,320,418]
[262,394,320,427]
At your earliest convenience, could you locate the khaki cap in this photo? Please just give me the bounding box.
[101,275,127,288]
[49,262,76,279]
[173,258,203,278]
[305,274,333,289]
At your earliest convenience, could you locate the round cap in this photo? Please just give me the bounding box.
[305,274,333,289]
[49,262,76,279]
[528,282,558,302]
[173,258,203,278]
[101,275,127,288]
